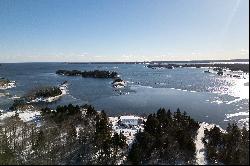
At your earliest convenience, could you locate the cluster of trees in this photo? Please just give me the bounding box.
[41,104,82,124]
[9,98,33,111]
[0,78,10,87]
[56,70,118,78]
[0,104,127,165]
[1,104,249,165]
[26,86,62,100]
[203,123,249,165]
[213,67,223,72]
[128,108,200,165]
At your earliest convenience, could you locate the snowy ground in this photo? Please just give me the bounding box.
[194,122,214,165]
[194,122,226,165]
[109,116,145,147]
[0,107,41,123]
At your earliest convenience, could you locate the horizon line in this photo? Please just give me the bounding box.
[1,58,249,64]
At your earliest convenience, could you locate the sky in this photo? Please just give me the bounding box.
[0,0,249,62]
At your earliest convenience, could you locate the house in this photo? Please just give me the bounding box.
[118,115,143,127]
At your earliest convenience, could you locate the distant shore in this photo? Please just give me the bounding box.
[65,59,249,64]
[147,63,249,72]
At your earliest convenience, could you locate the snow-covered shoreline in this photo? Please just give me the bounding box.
[113,80,126,89]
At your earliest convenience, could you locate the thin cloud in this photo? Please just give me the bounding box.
[191,52,201,55]
[222,0,241,38]
[240,49,249,55]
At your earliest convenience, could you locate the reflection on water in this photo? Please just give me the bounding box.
[91,85,249,129]
[228,78,249,99]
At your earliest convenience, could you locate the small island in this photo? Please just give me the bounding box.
[56,69,118,78]
[9,84,67,111]
[25,83,67,103]
[204,70,211,73]
[0,78,16,90]
[26,86,62,100]
[112,77,126,88]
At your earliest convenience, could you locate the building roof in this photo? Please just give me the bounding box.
[120,115,140,120]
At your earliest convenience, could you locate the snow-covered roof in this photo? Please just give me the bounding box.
[120,115,140,120]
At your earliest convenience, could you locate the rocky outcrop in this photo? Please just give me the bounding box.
[217,71,223,75]
[112,78,126,88]
[0,78,16,90]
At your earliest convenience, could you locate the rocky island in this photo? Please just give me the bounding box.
[112,78,126,88]
[26,86,61,100]
[0,78,16,90]
[56,69,118,78]
[25,85,67,103]
[56,69,126,89]
[9,84,67,111]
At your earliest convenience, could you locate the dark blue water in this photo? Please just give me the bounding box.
[0,63,249,129]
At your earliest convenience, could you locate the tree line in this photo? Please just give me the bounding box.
[1,105,249,165]
[0,104,127,165]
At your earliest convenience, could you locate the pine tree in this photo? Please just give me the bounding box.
[0,127,17,165]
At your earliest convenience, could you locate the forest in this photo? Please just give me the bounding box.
[203,123,249,165]
[0,104,249,165]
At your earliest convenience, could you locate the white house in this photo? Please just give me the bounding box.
[119,115,142,126]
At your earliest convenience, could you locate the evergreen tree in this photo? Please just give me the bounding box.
[204,123,249,165]
[0,127,17,165]
[128,108,199,165]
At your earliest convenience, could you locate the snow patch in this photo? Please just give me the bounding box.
[109,116,146,147]
[0,109,40,122]
[225,111,249,118]
[195,122,215,165]
[0,111,16,120]
[113,81,126,89]
[10,95,21,99]
[226,98,242,104]
[210,99,223,104]
[17,110,41,122]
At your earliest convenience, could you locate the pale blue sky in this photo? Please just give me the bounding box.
[0,0,249,62]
